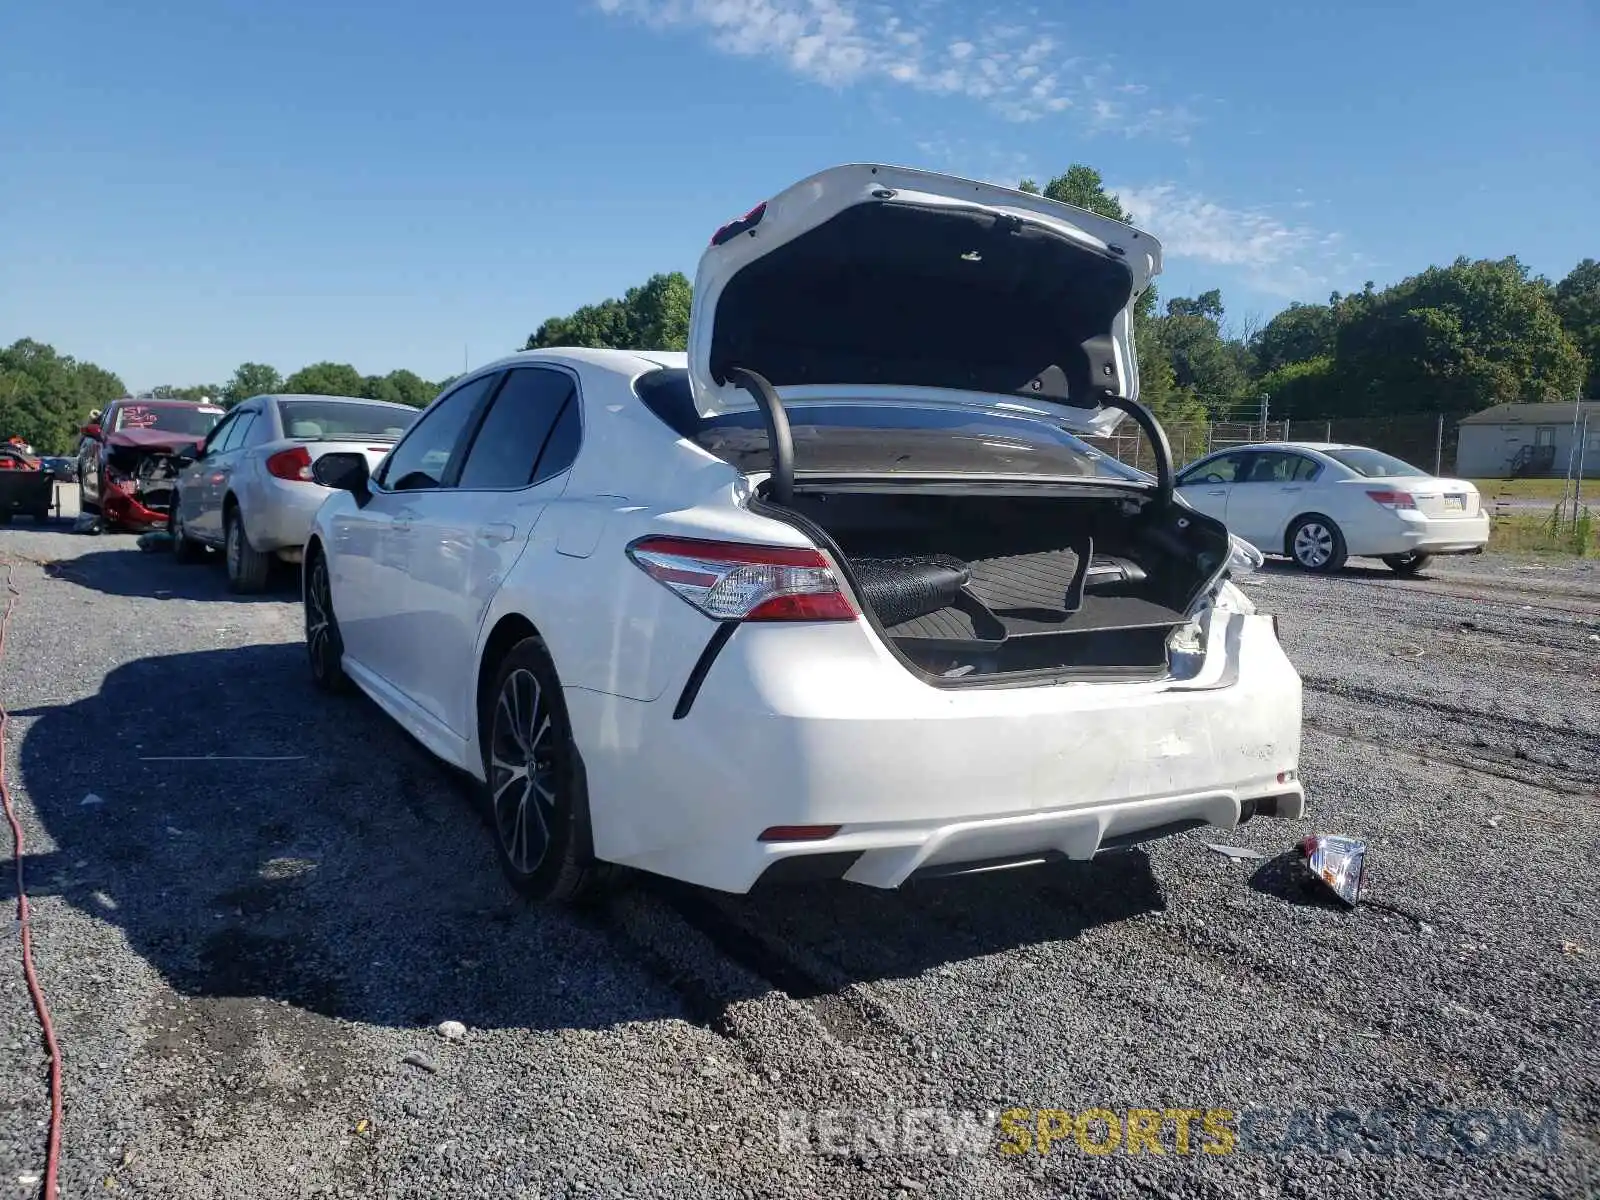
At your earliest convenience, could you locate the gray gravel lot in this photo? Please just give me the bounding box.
[1,499,1596,1200]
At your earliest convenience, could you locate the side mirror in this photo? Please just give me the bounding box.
[81,423,102,439]
[312,451,370,499]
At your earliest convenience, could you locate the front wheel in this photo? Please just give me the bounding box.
[1287,515,1348,573]
[169,504,205,563]
[304,549,351,693]
[1382,552,1432,576]
[480,637,613,904]
[78,477,100,516]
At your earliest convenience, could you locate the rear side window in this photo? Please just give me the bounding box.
[457,368,579,490]
[1322,447,1428,478]
[632,368,1142,481]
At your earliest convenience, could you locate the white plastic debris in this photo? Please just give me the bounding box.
[1205,843,1265,861]
[81,793,106,807]
[436,1020,467,1042]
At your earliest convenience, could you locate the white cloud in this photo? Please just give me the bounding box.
[594,0,1189,134]
[1112,182,1359,297]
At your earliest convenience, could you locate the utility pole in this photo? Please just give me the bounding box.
[1434,413,1444,476]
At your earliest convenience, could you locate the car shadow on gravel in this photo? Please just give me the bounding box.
[19,641,1168,1038]
[39,546,297,601]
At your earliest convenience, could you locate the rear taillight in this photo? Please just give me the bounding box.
[1366,490,1416,510]
[266,446,315,482]
[627,536,857,622]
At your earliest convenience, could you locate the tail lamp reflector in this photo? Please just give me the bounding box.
[627,536,856,622]
[759,825,842,843]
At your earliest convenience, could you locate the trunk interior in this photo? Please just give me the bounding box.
[767,484,1230,683]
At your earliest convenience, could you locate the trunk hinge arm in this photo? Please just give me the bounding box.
[1102,395,1174,508]
[725,367,795,507]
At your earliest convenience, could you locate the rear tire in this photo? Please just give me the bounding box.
[1286,514,1348,573]
[479,636,613,905]
[225,506,271,593]
[168,505,205,563]
[1382,552,1432,576]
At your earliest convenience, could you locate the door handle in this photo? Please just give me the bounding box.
[1281,486,1303,493]
[477,523,516,544]
[1207,489,1226,496]
[393,518,412,533]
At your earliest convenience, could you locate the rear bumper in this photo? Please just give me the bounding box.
[245,478,330,553]
[1360,512,1490,556]
[565,610,1304,893]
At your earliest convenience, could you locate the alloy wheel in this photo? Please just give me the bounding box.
[489,668,559,875]
[1293,522,1335,568]
[306,558,335,677]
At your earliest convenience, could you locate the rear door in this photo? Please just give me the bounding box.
[400,365,582,734]
[1175,450,1251,524]
[328,373,500,690]
[1226,450,1323,548]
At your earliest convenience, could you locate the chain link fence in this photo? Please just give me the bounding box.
[1084,413,1472,476]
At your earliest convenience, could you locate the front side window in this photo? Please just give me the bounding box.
[1179,452,1249,485]
[457,368,579,490]
[377,373,499,491]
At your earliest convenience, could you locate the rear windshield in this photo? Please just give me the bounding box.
[634,368,1146,482]
[277,399,417,441]
[1322,447,1429,478]
[112,404,223,437]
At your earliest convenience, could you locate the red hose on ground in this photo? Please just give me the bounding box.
[1,561,64,1200]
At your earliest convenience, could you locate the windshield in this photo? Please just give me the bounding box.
[635,369,1146,483]
[1322,447,1430,478]
[113,404,223,437]
[277,399,417,441]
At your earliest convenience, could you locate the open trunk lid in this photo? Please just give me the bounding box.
[687,164,1162,437]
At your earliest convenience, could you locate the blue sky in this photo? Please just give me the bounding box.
[2,0,1594,390]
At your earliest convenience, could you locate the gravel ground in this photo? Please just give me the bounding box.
[1,503,1596,1200]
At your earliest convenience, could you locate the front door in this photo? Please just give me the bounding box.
[401,366,582,734]
[1175,450,1252,526]
[336,372,502,694]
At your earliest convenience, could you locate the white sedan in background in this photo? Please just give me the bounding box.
[1175,442,1490,575]
[169,393,418,591]
[299,163,1304,904]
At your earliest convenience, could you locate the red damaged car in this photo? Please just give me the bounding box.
[77,398,225,531]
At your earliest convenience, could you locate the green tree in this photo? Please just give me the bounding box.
[1257,355,1336,419]
[0,339,127,454]
[222,362,284,407]
[1251,303,1338,375]
[1159,290,1253,413]
[525,271,694,352]
[360,368,437,408]
[1330,256,1586,415]
[149,384,220,402]
[282,362,366,398]
[1554,258,1600,396]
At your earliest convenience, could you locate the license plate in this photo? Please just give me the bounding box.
[1443,494,1464,511]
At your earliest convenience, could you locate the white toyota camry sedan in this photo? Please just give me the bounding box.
[1174,442,1490,574]
[302,164,1305,901]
